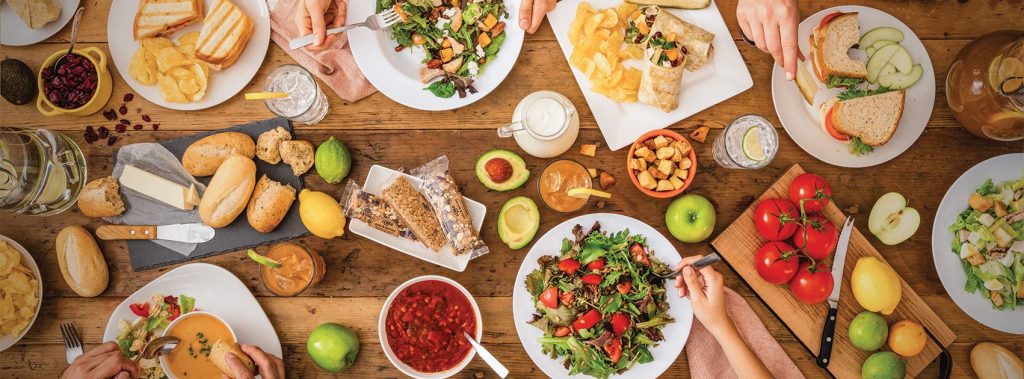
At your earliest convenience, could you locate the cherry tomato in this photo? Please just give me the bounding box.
[129,303,150,317]
[790,261,834,305]
[582,274,603,286]
[818,11,844,28]
[540,287,559,309]
[587,259,606,271]
[603,338,623,364]
[616,280,632,295]
[629,243,651,266]
[554,326,572,337]
[754,242,800,284]
[792,215,839,260]
[558,259,581,275]
[823,108,850,141]
[754,198,801,241]
[610,312,630,336]
[560,291,575,306]
[789,173,832,214]
[573,309,602,330]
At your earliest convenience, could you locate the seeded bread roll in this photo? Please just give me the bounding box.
[280,140,314,176]
[182,132,256,176]
[255,127,291,164]
[246,175,296,233]
[77,177,125,218]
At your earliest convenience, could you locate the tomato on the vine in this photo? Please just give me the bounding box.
[754,198,801,241]
[792,214,839,260]
[540,287,559,309]
[789,173,832,214]
[790,261,834,305]
[754,241,800,284]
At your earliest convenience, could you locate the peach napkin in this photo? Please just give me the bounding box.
[685,288,804,378]
[267,0,376,102]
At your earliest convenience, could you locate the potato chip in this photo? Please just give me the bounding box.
[567,2,642,102]
[0,241,40,338]
[131,34,209,103]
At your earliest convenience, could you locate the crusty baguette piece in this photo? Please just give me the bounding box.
[182,132,256,177]
[810,12,867,82]
[199,155,256,228]
[256,127,291,164]
[246,175,296,233]
[77,177,126,218]
[831,90,905,146]
[280,140,314,176]
[56,226,109,297]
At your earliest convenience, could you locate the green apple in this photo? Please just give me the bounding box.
[666,194,716,243]
[868,192,920,245]
[307,323,360,372]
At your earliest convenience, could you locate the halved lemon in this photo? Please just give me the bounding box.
[244,92,289,100]
[247,249,282,268]
[567,188,612,199]
[742,127,766,161]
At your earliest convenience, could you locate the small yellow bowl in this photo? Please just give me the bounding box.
[36,46,113,117]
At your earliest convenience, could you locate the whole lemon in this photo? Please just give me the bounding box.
[299,189,346,239]
[888,320,927,357]
[852,257,902,315]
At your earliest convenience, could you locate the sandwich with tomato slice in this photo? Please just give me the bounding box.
[818,88,905,155]
[809,11,867,88]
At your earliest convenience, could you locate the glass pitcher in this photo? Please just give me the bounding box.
[0,127,87,216]
[946,30,1024,141]
[497,91,580,158]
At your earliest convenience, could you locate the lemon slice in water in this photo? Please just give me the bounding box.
[742,127,766,161]
[567,188,612,199]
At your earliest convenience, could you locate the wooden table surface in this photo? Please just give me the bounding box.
[2,1,1022,377]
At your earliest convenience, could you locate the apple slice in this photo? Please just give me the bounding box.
[889,44,914,74]
[879,64,922,90]
[859,27,904,49]
[867,44,900,83]
[795,59,818,105]
[869,192,921,245]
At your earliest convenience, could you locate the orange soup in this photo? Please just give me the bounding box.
[165,313,235,378]
[539,159,592,213]
[260,243,325,296]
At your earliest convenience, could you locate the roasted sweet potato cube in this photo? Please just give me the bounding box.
[478,32,492,48]
[440,48,454,62]
[670,176,684,190]
[580,144,597,157]
[656,180,674,191]
[653,135,669,148]
[657,159,673,175]
[483,13,498,29]
[637,170,657,189]
[655,147,674,160]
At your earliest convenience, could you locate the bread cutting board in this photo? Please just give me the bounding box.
[712,164,955,379]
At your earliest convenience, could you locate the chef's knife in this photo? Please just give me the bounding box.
[96,223,215,243]
[816,216,855,369]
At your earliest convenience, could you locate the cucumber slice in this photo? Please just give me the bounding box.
[878,64,922,89]
[859,27,904,48]
[889,44,913,73]
[866,46,877,58]
[867,44,900,83]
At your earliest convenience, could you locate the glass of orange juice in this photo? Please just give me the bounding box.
[538,159,592,213]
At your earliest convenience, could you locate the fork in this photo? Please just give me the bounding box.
[288,9,401,50]
[654,252,722,279]
[60,322,84,364]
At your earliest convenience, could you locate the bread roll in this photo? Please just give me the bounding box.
[280,140,314,176]
[77,177,125,217]
[182,132,256,177]
[209,340,255,378]
[246,175,296,233]
[971,342,1023,379]
[199,155,256,228]
[256,127,291,164]
[55,226,109,297]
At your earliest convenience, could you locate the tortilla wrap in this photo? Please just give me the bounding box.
[651,10,714,71]
[639,53,686,112]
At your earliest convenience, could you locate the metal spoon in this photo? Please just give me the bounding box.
[462,331,508,378]
[52,7,85,76]
[133,336,180,362]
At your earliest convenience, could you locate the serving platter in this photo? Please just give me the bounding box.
[931,153,1024,334]
[712,164,954,379]
[106,0,271,110]
[347,0,525,111]
[512,213,693,378]
[770,5,935,168]
[0,235,42,352]
[546,0,752,151]
[0,0,80,46]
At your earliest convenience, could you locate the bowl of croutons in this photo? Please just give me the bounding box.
[626,129,696,198]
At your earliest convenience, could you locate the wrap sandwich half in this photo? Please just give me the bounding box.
[638,20,688,111]
[647,8,715,71]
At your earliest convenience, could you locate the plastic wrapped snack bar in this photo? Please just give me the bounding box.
[412,156,489,257]
[340,180,418,241]
[380,176,448,251]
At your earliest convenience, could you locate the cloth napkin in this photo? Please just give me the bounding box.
[685,288,804,378]
[267,0,377,102]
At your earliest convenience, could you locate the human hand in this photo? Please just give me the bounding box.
[295,0,347,51]
[221,344,285,379]
[674,255,733,336]
[736,0,802,80]
[518,0,557,34]
[60,341,139,379]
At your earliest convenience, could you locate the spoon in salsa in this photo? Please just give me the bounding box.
[462,331,509,378]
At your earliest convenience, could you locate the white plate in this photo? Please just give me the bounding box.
[347,0,525,111]
[771,5,935,168]
[0,0,80,46]
[0,235,43,352]
[349,165,486,272]
[102,263,283,357]
[547,0,752,151]
[931,153,1024,335]
[512,213,693,378]
[107,0,271,110]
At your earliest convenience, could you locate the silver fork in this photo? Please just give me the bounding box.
[288,9,401,50]
[60,322,84,364]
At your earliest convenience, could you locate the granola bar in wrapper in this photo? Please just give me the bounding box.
[412,156,489,258]
[340,180,417,241]
[380,176,448,251]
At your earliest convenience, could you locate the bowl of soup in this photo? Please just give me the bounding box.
[160,311,237,379]
[379,275,482,379]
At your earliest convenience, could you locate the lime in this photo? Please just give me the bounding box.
[247,249,282,269]
[742,127,766,161]
[567,188,612,199]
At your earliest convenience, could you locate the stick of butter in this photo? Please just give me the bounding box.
[119,165,201,210]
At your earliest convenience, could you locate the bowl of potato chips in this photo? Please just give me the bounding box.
[0,235,42,352]
[129,32,211,104]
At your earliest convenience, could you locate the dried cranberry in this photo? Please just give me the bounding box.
[115,124,127,133]
[123,93,134,102]
[103,109,116,120]
[133,124,142,130]
[141,115,151,122]
[97,126,109,139]
[119,105,127,115]
[107,136,118,145]
[85,125,94,134]
[120,119,130,125]
[152,124,159,130]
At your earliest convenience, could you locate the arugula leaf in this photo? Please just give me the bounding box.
[825,76,864,88]
[424,81,455,98]
[849,137,874,155]
[837,85,892,101]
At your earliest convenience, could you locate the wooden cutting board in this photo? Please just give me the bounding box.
[712,164,955,379]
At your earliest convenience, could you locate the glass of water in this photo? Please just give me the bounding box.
[1,127,87,216]
[712,114,779,169]
[263,64,329,125]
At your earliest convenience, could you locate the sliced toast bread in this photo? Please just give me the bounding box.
[196,0,254,71]
[811,12,867,82]
[831,90,906,146]
[133,0,204,40]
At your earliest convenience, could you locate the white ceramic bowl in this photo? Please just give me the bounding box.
[378,275,483,379]
[159,311,238,378]
[0,235,43,352]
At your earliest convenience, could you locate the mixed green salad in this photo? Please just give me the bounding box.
[116,294,196,379]
[949,176,1024,310]
[376,0,508,98]
[525,223,673,378]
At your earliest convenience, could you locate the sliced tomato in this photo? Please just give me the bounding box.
[610,313,630,336]
[129,303,150,317]
[540,287,559,309]
[603,338,623,364]
[558,259,581,275]
[560,291,575,306]
[629,243,651,266]
[616,280,632,295]
[582,274,603,286]
[824,107,849,141]
[587,259,606,271]
[573,309,602,330]
[554,326,572,337]
[818,12,844,28]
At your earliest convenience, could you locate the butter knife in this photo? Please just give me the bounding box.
[816,216,855,368]
[96,223,215,243]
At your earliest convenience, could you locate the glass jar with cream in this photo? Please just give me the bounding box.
[498,91,580,158]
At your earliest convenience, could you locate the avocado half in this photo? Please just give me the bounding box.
[1,59,37,105]
[475,149,529,191]
[497,196,540,250]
